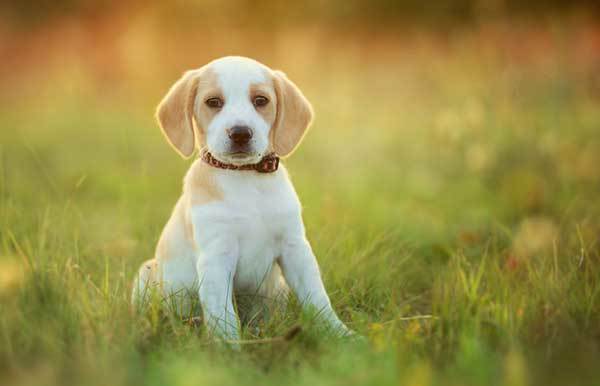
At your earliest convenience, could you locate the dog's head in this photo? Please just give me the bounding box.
[156,56,313,164]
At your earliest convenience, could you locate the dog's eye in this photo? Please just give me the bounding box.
[253,96,269,108]
[205,97,223,109]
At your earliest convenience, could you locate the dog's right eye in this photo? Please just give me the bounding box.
[205,97,223,109]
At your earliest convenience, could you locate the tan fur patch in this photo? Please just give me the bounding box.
[250,82,277,136]
[181,160,224,246]
[182,206,195,245]
[270,70,314,157]
[156,230,171,261]
[156,67,221,158]
[153,200,190,263]
[193,69,221,146]
[185,159,223,207]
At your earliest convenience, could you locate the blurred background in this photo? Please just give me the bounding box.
[1,1,600,385]
[2,0,599,251]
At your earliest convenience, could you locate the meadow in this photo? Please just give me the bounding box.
[1,8,600,386]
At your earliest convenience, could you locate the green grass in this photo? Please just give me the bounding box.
[1,25,600,386]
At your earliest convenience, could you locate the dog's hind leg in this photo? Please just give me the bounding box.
[131,259,159,308]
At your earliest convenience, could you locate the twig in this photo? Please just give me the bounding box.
[381,315,438,324]
[183,318,303,346]
[224,325,302,345]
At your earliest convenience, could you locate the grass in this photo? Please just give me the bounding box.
[1,19,600,386]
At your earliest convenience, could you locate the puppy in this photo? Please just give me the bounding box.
[132,56,351,343]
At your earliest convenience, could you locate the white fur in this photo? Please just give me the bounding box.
[133,57,351,345]
[204,57,271,165]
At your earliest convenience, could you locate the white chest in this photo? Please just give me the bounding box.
[191,166,302,291]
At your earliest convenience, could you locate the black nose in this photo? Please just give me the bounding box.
[228,126,253,145]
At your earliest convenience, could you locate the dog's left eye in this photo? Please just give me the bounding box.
[253,96,269,107]
[205,97,223,109]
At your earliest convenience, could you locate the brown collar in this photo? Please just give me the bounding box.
[201,150,280,173]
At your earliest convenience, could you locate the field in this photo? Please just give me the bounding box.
[1,7,600,386]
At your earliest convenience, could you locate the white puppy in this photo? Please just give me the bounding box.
[132,56,351,343]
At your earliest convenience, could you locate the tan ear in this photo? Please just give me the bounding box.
[272,70,314,157]
[156,70,201,158]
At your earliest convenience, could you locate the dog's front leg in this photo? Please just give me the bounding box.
[280,236,352,335]
[196,240,240,345]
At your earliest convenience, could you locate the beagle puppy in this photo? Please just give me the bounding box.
[132,56,351,343]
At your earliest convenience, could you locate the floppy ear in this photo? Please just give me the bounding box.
[156,70,201,158]
[271,70,314,157]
